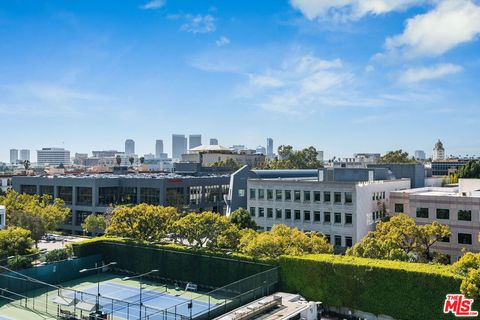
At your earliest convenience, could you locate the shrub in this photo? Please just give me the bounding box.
[45,249,69,263]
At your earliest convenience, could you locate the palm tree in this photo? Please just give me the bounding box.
[115,155,122,166]
[23,160,30,171]
[128,156,134,166]
[140,157,145,164]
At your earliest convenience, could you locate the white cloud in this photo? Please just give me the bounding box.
[140,0,165,10]
[399,63,463,83]
[180,14,216,34]
[290,0,426,21]
[386,0,480,58]
[216,36,230,47]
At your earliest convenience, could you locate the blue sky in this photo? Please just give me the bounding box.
[1,0,480,162]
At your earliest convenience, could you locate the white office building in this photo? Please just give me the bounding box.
[247,169,410,249]
[9,149,18,164]
[390,179,480,262]
[37,148,71,166]
[19,149,30,162]
[414,150,426,161]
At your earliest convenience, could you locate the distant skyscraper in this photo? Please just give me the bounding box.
[37,148,70,166]
[19,149,30,162]
[189,134,202,150]
[125,139,135,155]
[433,139,445,161]
[266,138,274,156]
[414,150,426,161]
[9,149,18,164]
[155,140,164,158]
[172,134,187,159]
[210,138,218,145]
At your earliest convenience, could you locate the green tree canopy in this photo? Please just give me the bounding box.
[347,214,450,263]
[229,208,257,230]
[106,204,179,241]
[0,227,34,259]
[378,150,417,164]
[81,214,107,236]
[261,145,323,169]
[457,160,480,178]
[452,252,480,299]
[211,158,241,171]
[239,225,333,259]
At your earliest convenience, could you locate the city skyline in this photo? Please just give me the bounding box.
[1,0,480,161]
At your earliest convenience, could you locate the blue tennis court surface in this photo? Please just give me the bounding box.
[64,282,217,320]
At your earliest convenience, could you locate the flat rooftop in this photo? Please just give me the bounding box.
[14,172,230,180]
[392,187,480,198]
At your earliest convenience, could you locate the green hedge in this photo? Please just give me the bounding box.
[279,254,462,320]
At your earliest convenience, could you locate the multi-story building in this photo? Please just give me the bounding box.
[37,148,71,166]
[266,138,274,157]
[92,150,120,158]
[414,150,426,161]
[19,149,30,162]
[242,167,411,249]
[182,145,266,168]
[12,173,230,234]
[0,175,12,193]
[189,134,202,150]
[73,153,89,166]
[9,149,18,164]
[155,140,164,159]
[255,146,266,155]
[125,139,135,155]
[390,179,480,262]
[210,138,218,145]
[433,139,445,161]
[172,134,187,160]
[431,159,470,176]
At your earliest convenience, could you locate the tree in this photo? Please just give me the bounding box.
[0,190,70,242]
[457,160,480,178]
[115,155,122,166]
[239,225,333,259]
[81,214,107,236]
[174,211,240,250]
[106,204,179,241]
[211,158,241,171]
[347,214,450,263]
[128,157,135,166]
[0,227,34,259]
[23,160,30,171]
[139,157,145,164]
[261,145,323,169]
[378,150,417,164]
[452,252,480,299]
[229,208,257,230]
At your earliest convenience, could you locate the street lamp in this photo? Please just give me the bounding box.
[122,269,159,320]
[79,261,117,314]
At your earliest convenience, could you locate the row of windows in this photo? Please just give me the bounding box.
[415,207,473,221]
[441,233,474,245]
[322,234,353,247]
[249,189,353,204]
[250,207,353,225]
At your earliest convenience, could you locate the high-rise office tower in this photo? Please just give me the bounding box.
[210,138,218,145]
[189,134,202,150]
[172,134,187,159]
[155,140,164,158]
[37,148,71,166]
[266,138,274,156]
[414,150,426,161]
[9,149,18,164]
[19,149,30,162]
[125,139,135,155]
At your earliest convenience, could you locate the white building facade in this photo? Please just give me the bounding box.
[37,148,71,166]
[247,177,410,249]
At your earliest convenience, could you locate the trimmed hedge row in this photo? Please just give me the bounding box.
[279,255,462,320]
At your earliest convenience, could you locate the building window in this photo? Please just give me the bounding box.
[334,192,342,204]
[395,203,404,213]
[294,190,301,201]
[58,186,73,205]
[249,207,256,217]
[275,190,282,201]
[345,237,353,247]
[285,209,292,220]
[294,210,301,220]
[304,210,311,221]
[314,191,321,202]
[345,213,353,225]
[267,208,273,218]
[334,235,342,246]
[267,189,273,200]
[275,208,282,219]
[345,192,353,204]
[441,236,450,243]
[285,190,291,201]
[436,208,450,220]
[20,185,36,195]
[120,187,138,205]
[334,212,342,224]
[189,186,202,206]
[324,212,331,223]
[458,233,473,245]
[76,187,92,206]
[458,210,472,221]
[249,189,256,199]
[324,192,331,203]
[140,188,160,205]
[39,185,54,198]
[238,189,245,197]
[258,208,264,217]
[304,191,311,202]
[416,208,429,219]
[314,211,321,222]
[258,189,265,200]
[324,234,331,243]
